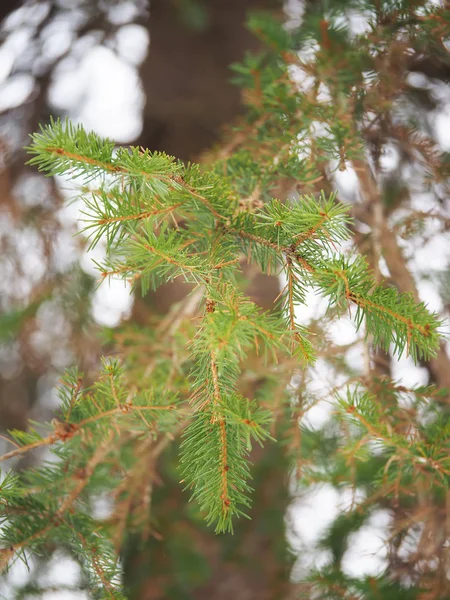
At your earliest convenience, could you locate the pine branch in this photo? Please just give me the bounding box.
[3,4,448,592]
[17,118,443,541]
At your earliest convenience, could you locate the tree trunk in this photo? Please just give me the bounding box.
[138,0,279,162]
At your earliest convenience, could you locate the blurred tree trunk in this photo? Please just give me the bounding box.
[138,0,278,161]
[123,2,294,599]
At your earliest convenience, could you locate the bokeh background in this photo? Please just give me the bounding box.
[1,1,450,599]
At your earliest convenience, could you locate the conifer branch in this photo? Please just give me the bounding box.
[3,5,448,590]
[18,118,443,542]
[0,403,177,464]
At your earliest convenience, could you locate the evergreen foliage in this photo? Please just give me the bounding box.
[1,0,450,598]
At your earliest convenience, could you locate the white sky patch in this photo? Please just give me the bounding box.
[289,485,378,580]
[379,143,400,172]
[396,525,422,562]
[291,547,332,581]
[56,177,86,204]
[31,302,74,369]
[301,359,348,429]
[310,120,329,139]
[345,342,367,372]
[417,279,444,313]
[2,2,50,32]
[334,164,359,199]
[69,31,106,62]
[10,40,38,73]
[339,486,367,512]
[434,104,450,150]
[290,485,390,580]
[56,176,135,329]
[108,1,143,26]
[13,173,54,209]
[347,10,372,36]
[1,26,34,55]
[288,64,315,93]
[342,509,391,577]
[391,352,429,388]
[0,46,14,84]
[326,316,359,346]
[91,493,114,520]
[15,226,47,284]
[316,82,331,103]
[4,551,34,587]
[298,40,320,64]
[407,72,430,89]
[48,58,88,112]
[411,232,450,273]
[51,228,81,273]
[409,191,440,212]
[41,26,75,62]
[378,255,390,278]
[292,286,330,325]
[301,398,334,430]
[283,0,305,30]
[76,50,144,142]
[387,195,450,327]
[115,24,149,65]
[80,238,107,277]
[0,73,34,111]
[34,371,61,412]
[91,277,133,327]
[289,484,341,546]
[37,552,81,588]
[49,45,145,142]
[42,593,90,600]
[40,11,78,36]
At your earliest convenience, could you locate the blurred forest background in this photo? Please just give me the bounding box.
[1,0,450,599]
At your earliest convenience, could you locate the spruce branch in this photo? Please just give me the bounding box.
[2,2,450,597]
[18,118,443,540]
[4,8,446,576]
